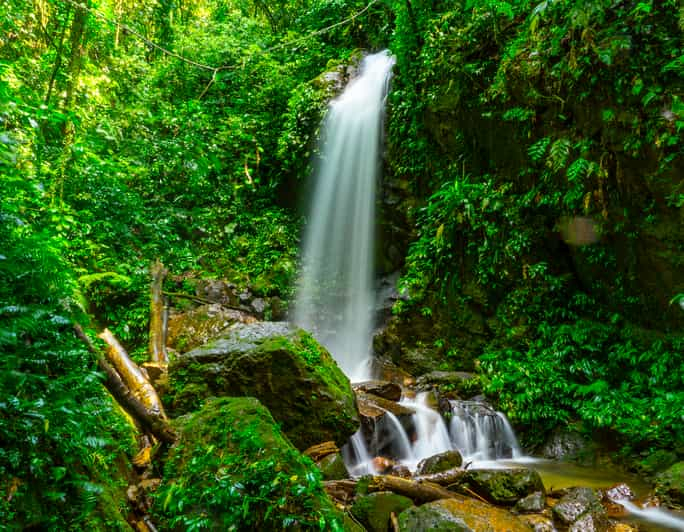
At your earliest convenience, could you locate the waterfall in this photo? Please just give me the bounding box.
[294,50,395,382]
[448,400,522,462]
[401,393,453,470]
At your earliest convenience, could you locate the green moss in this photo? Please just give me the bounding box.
[154,397,343,530]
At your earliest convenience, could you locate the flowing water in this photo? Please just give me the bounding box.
[293,50,396,382]
[295,47,684,532]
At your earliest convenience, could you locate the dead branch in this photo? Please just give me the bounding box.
[75,325,176,444]
[304,441,339,462]
[413,467,468,486]
[149,260,169,363]
[368,475,458,504]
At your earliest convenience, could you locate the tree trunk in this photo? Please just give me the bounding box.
[303,441,339,462]
[74,325,177,444]
[63,0,88,112]
[149,260,168,363]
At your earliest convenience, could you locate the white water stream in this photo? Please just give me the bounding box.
[293,50,395,382]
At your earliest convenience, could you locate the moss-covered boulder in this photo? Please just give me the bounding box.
[168,322,359,450]
[655,461,684,508]
[153,397,343,531]
[317,452,349,481]
[351,492,413,532]
[397,497,530,531]
[416,450,463,475]
[462,468,545,505]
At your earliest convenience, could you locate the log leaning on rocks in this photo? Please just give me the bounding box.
[413,467,469,487]
[368,475,459,504]
[75,325,177,444]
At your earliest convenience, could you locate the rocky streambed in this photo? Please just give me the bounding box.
[138,292,684,531]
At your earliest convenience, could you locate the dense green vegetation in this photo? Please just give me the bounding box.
[2,0,682,528]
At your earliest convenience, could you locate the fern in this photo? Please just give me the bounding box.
[528,137,551,162]
[567,157,591,182]
[547,138,571,172]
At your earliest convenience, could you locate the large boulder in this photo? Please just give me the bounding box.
[462,468,545,505]
[541,427,593,462]
[153,397,343,530]
[351,492,413,532]
[168,322,359,450]
[551,487,609,531]
[353,380,403,402]
[655,461,684,508]
[397,497,530,531]
[416,450,464,475]
[166,303,256,352]
[317,452,349,481]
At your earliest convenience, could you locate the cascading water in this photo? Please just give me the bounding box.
[294,50,395,382]
[449,400,522,462]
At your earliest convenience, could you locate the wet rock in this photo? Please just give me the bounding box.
[552,487,608,530]
[603,483,635,502]
[463,468,545,505]
[353,380,403,402]
[351,492,413,532]
[250,297,266,315]
[372,456,396,474]
[397,496,530,531]
[541,428,592,461]
[355,391,415,457]
[166,303,256,352]
[416,371,481,395]
[390,465,412,478]
[168,322,359,450]
[416,450,463,475]
[513,491,545,513]
[655,461,684,507]
[195,279,240,307]
[398,346,444,376]
[519,514,557,531]
[372,358,415,387]
[317,452,349,481]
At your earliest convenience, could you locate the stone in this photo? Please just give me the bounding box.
[353,380,403,402]
[552,487,608,529]
[355,391,415,457]
[655,461,684,507]
[194,279,240,307]
[603,483,635,503]
[416,450,464,475]
[351,492,413,532]
[166,303,256,352]
[168,322,359,450]
[513,491,545,513]
[519,514,556,531]
[317,452,349,481]
[541,428,592,461]
[463,468,546,505]
[156,397,343,529]
[397,497,530,532]
[398,346,444,376]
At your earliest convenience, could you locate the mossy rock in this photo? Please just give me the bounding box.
[168,322,359,450]
[462,468,545,505]
[153,396,343,530]
[351,492,413,532]
[416,450,463,475]
[397,497,530,532]
[655,461,684,508]
[318,452,349,481]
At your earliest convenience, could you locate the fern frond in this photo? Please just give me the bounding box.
[528,137,550,162]
[547,138,571,172]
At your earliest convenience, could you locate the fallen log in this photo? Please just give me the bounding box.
[75,325,177,444]
[148,260,169,363]
[99,328,168,419]
[323,479,357,504]
[368,475,458,504]
[414,466,469,486]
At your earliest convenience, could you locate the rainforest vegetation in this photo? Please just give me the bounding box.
[1,0,682,529]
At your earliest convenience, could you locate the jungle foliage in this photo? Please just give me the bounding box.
[1,0,683,528]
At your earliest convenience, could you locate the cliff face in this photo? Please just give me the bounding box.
[380,1,683,332]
